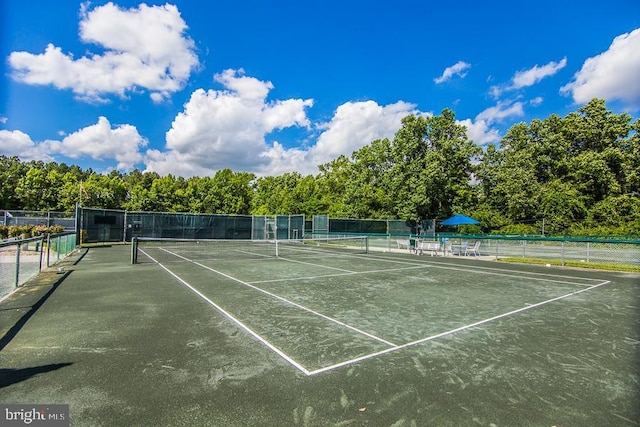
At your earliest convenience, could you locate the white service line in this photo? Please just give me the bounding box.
[306,279,613,376]
[143,246,613,376]
[249,264,430,285]
[160,248,397,347]
[139,248,311,375]
[278,255,355,273]
[333,252,602,287]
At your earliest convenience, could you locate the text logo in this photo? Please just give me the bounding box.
[1,405,69,426]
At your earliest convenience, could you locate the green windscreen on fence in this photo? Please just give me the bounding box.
[312,216,424,236]
[77,207,304,243]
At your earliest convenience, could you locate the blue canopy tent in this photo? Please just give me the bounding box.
[440,214,480,226]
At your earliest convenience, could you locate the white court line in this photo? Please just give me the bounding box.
[233,249,272,258]
[249,265,430,285]
[142,246,613,376]
[159,248,397,347]
[404,264,596,287]
[252,252,594,287]
[306,279,612,376]
[278,256,355,273]
[139,248,311,375]
[325,251,602,287]
[318,249,606,283]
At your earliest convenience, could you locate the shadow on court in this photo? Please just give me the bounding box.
[0,363,73,388]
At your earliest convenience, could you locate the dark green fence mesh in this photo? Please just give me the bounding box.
[76,207,304,243]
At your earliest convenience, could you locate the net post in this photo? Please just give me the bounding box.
[275,239,279,258]
[365,236,369,253]
[131,237,138,264]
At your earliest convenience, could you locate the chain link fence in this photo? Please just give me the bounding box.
[466,236,640,266]
[2,210,76,230]
[0,232,77,300]
[76,207,305,243]
[313,231,640,267]
[311,215,435,236]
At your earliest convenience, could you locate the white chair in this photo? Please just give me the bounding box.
[396,239,411,251]
[451,241,467,256]
[442,239,452,256]
[416,241,440,256]
[464,241,481,257]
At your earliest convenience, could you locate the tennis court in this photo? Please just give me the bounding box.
[1,240,638,425]
[133,237,616,376]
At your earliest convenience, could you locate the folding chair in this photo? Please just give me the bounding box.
[464,241,481,257]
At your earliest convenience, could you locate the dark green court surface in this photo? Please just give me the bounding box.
[1,244,638,426]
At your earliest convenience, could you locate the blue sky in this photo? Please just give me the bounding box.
[1,0,639,177]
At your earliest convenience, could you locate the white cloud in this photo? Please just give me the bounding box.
[214,68,273,100]
[263,99,313,132]
[8,3,198,103]
[0,129,55,161]
[48,117,148,170]
[0,116,7,124]
[456,118,501,146]
[454,101,527,146]
[530,96,544,107]
[0,118,146,170]
[561,28,640,109]
[490,58,567,98]
[145,69,422,176]
[307,100,422,168]
[511,58,567,89]
[260,101,422,175]
[434,61,471,84]
[260,143,309,176]
[475,101,525,124]
[145,69,314,176]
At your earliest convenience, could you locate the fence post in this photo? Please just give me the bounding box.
[38,236,43,272]
[123,210,128,242]
[586,242,590,263]
[561,241,565,266]
[46,233,51,267]
[15,242,21,287]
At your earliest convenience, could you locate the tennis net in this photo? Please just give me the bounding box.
[131,236,369,264]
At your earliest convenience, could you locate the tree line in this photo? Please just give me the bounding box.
[1,99,638,235]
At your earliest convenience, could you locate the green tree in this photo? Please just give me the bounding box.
[562,99,635,203]
[15,164,52,210]
[316,155,352,217]
[390,110,481,221]
[341,138,395,218]
[123,170,161,211]
[539,180,587,234]
[208,169,255,214]
[146,175,188,212]
[0,156,28,209]
[79,173,127,209]
[252,172,302,215]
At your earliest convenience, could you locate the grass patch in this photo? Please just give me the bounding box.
[497,257,640,273]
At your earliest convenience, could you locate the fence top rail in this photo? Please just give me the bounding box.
[309,231,640,245]
[2,210,74,216]
[0,234,46,248]
[49,231,77,238]
[444,234,640,245]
